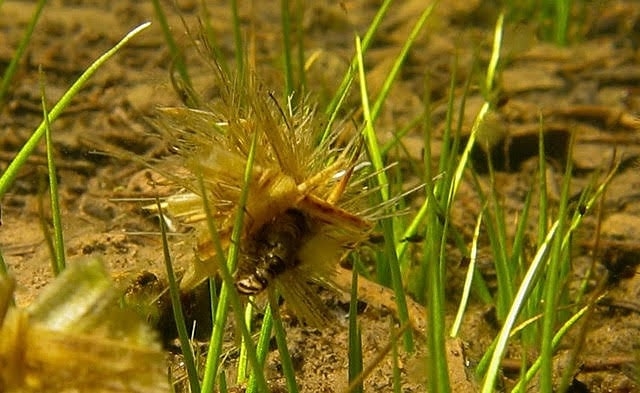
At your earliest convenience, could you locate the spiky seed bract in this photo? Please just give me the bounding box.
[145,63,381,325]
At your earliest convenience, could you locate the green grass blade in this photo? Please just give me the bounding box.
[281,0,294,98]
[321,0,393,143]
[0,22,151,199]
[200,131,270,393]
[450,208,484,337]
[0,247,7,276]
[424,167,450,393]
[485,156,514,320]
[485,13,503,94]
[156,200,201,393]
[40,69,65,275]
[246,306,273,393]
[480,220,559,393]
[537,115,549,245]
[236,302,254,384]
[355,35,413,351]
[554,0,570,45]
[348,268,363,393]
[151,0,195,104]
[269,290,299,393]
[196,171,231,391]
[510,302,591,392]
[480,159,618,391]
[294,0,306,92]
[370,3,435,121]
[218,372,228,393]
[450,14,502,204]
[391,320,401,393]
[0,0,46,107]
[510,188,533,277]
[539,132,575,391]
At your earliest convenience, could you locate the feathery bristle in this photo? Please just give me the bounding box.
[143,65,385,325]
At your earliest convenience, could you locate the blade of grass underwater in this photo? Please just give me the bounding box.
[0,22,150,199]
[196,172,229,391]
[480,161,618,391]
[200,131,270,393]
[450,208,484,337]
[268,290,300,393]
[369,3,435,121]
[321,0,393,143]
[355,35,413,351]
[236,301,254,384]
[510,187,533,280]
[37,173,57,270]
[485,153,514,321]
[554,0,570,46]
[294,0,306,92]
[412,78,435,302]
[151,0,194,102]
[424,171,450,393]
[348,268,363,393]
[523,115,549,346]
[0,248,7,277]
[0,0,46,107]
[280,0,295,97]
[40,70,65,275]
[391,320,401,393]
[396,62,459,271]
[539,132,575,391]
[511,302,592,392]
[156,199,201,393]
[418,62,451,391]
[345,323,410,393]
[449,13,503,203]
[246,306,273,393]
[480,220,559,393]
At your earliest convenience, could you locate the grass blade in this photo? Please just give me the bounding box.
[480,220,558,393]
[0,0,46,107]
[450,208,484,337]
[370,3,435,121]
[355,35,413,351]
[321,0,393,143]
[348,267,363,393]
[539,131,575,391]
[280,0,294,97]
[156,199,201,393]
[200,131,270,393]
[269,290,300,393]
[246,307,273,393]
[151,0,194,104]
[40,68,65,275]
[0,22,151,198]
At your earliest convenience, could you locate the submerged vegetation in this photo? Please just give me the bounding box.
[1,1,638,392]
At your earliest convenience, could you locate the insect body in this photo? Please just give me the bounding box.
[235,209,308,295]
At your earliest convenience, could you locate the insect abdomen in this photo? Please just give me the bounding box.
[235,209,308,295]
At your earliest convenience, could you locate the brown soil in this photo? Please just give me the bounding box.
[1,1,640,392]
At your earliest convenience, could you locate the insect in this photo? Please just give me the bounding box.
[141,63,392,325]
[234,208,308,295]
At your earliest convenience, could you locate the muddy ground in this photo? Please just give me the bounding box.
[1,0,640,392]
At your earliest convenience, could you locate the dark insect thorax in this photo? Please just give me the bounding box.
[235,209,309,295]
